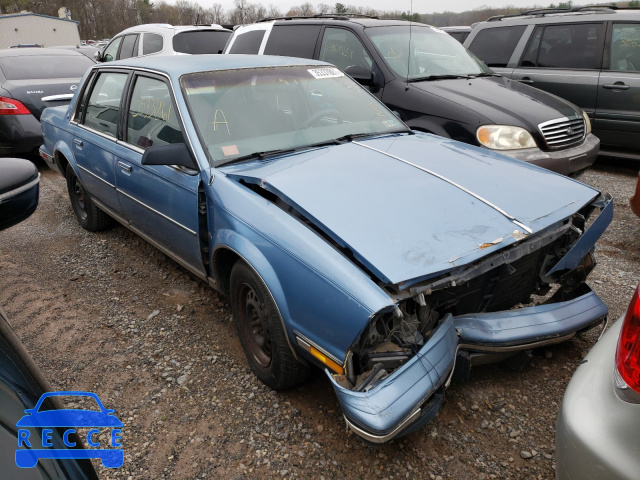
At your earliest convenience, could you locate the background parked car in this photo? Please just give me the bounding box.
[0,157,98,479]
[0,48,94,158]
[96,24,232,63]
[440,26,472,44]
[52,44,101,60]
[224,16,599,176]
[465,7,640,160]
[556,282,640,480]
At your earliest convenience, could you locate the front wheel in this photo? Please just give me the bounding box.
[230,261,309,390]
[65,165,113,232]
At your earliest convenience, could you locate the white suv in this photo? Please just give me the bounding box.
[97,23,232,62]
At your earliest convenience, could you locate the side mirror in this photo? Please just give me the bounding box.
[344,65,373,85]
[93,50,102,62]
[0,158,39,231]
[141,143,199,171]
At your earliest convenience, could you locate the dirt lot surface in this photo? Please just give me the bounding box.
[1,157,639,480]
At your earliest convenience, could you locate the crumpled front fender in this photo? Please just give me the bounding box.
[327,315,457,443]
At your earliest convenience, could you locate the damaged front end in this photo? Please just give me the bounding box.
[328,193,613,443]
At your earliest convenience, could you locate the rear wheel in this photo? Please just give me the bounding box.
[65,165,113,231]
[230,261,309,390]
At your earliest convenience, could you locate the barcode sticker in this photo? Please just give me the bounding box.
[308,68,344,79]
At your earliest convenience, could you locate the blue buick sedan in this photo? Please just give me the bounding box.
[39,55,612,444]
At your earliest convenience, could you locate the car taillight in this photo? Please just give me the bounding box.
[616,284,640,395]
[0,96,30,115]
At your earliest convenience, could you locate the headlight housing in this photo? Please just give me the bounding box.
[582,110,592,135]
[476,125,537,150]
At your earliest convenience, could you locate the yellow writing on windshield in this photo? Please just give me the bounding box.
[212,110,230,135]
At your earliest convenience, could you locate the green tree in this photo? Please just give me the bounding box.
[629,0,639,7]
[335,2,347,14]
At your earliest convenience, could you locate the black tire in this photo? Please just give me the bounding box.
[65,165,113,232]
[230,261,310,390]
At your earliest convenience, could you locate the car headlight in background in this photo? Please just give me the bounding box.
[582,110,592,135]
[476,125,537,150]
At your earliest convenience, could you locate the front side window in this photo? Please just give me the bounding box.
[523,23,604,69]
[143,33,163,55]
[367,25,491,79]
[609,24,640,72]
[83,72,128,137]
[102,37,122,62]
[181,65,408,167]
[227,30,265,54]
[126,76,184,149]
[319,28,372,71]
[467,25,526,68]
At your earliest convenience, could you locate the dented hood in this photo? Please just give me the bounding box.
[225,133,600,286]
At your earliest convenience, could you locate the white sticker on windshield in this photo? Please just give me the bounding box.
[308,68,344,79]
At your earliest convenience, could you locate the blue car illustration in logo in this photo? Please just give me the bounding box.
[15,391,123,468]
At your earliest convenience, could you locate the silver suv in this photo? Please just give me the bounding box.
[97,23,232,63]
[466,7,640,160]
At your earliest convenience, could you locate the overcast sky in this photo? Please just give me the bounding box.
[192,0,547,17]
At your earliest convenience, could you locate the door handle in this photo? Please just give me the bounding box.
[73,138,83,147]
[118,161,132,173]
[603,82,630,90]
[518,77,534,84]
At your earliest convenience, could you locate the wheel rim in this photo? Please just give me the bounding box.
[71,176,88,221]
[238,283,271,368]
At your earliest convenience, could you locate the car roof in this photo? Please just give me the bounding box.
[116,23,229,36]
[102,53,331,77]
[0,47,91,58]
[478,7,640,25]
[260,16,426,28]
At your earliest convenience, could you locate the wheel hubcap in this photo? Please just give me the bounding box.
[72,177,87,220]
[239,285,271,368]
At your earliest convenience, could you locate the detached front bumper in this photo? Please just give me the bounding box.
[327,315,457,444]
[505,133,599,177]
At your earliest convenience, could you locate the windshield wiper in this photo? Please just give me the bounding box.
[335,130,411,143]
[218,147,297,167]
[409,74,474,82]
[473,72,502,78]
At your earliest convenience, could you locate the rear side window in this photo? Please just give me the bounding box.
[521,23,604,69]
[0,55,94,80]
[119,34,139,60]
[173,30,232,54]
[468,25,526,67]
[228,30,265,54]
[126,76,184,149]
[609,23,640,72]
[143,33,163,55]
[73,72,95,123]
[264,25,321,58]
[83,72,128,137]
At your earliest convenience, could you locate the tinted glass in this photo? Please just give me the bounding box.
[126,76,184,149]
[447,31,470,44]
[0,55,94,80]
[535,23,604,69]
[319,28,372,71]
[181,66,408,167]
[84,72,127,137]
[119,34,138,60]
[73,72,95,123]
[173,30,232,54]
[366,26,491,79]
[143,33,163,55]
[228,30,265,54]
[609,23,640,72]
[521,27,543,67]
[468,25,526,67]
[102,37,122,62]
[264,25,321,58]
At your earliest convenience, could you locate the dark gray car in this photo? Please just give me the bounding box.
[466,7,640,160]
[0,48,94,157]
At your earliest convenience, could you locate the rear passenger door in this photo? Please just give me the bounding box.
[511,23,605,117]
[595,22,640,153]
[466,24,528,76]
[114,73,206,277]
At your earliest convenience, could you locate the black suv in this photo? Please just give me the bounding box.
[466,7,640,160]
[224,15,600,176]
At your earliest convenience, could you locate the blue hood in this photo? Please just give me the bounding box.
[225,133,599,286]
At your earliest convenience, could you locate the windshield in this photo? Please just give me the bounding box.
[366,25,493,80]
[181,66,408,167]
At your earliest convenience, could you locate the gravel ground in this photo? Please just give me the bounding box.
[1,157,639,480]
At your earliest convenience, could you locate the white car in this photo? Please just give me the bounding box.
[97,23,232,63]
